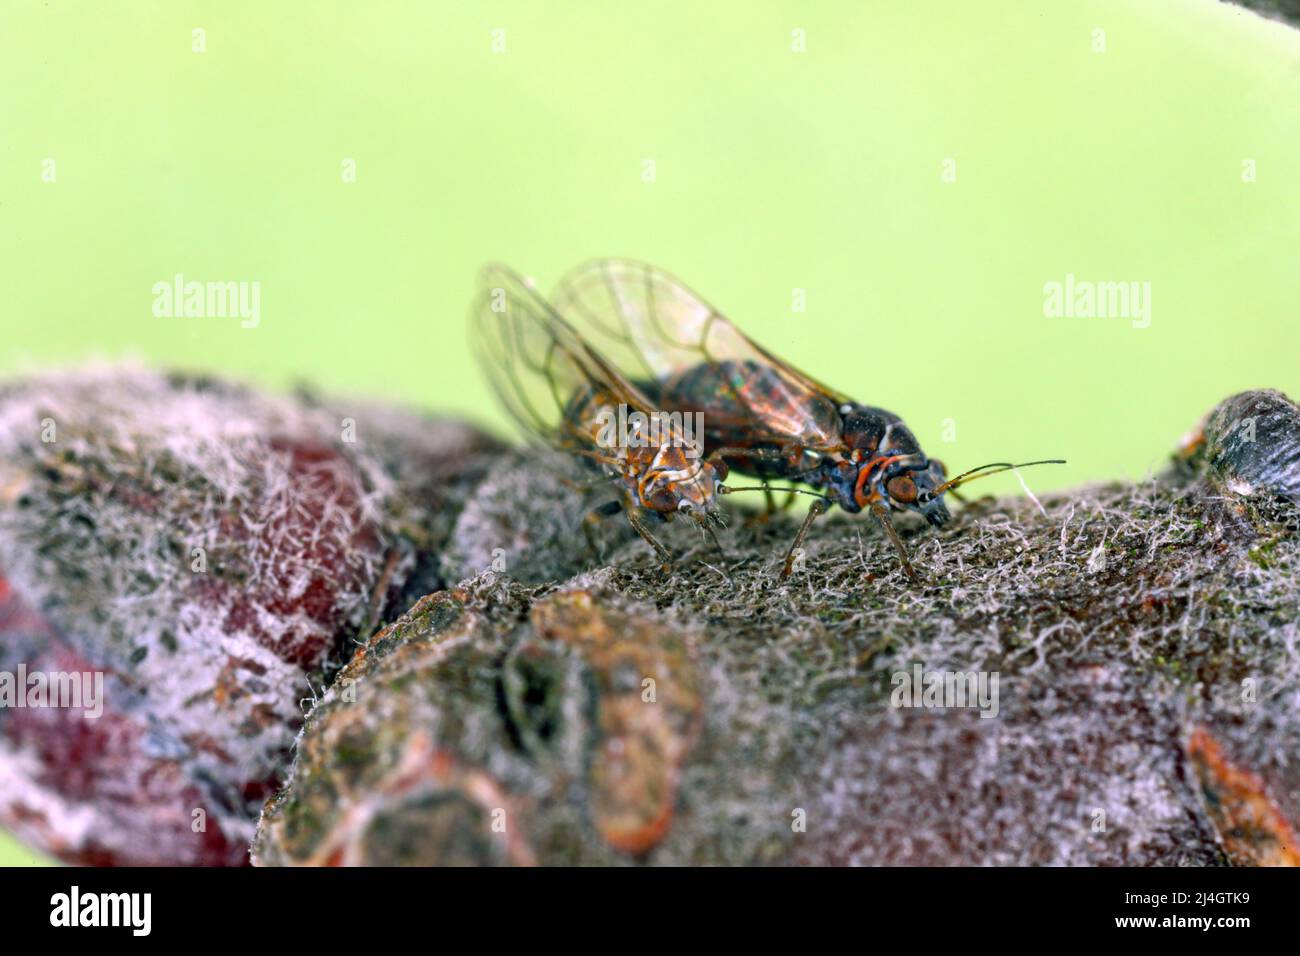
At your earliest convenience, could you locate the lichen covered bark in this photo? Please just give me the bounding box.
[1,368,1293,865]
[0,366,501,864]
[256,391,1300,866]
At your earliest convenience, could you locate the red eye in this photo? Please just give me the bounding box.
[886,475,918,503]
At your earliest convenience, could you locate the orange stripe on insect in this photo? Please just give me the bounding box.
[854,455,907,510]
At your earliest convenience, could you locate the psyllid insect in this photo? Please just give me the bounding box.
[472,263,768,573]
[550,258,1065,580]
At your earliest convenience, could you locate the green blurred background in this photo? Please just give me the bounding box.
[1,0,1297,865]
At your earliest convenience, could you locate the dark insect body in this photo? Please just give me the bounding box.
[470,263,736,573]
[660,358,950,522]
[551,259,1063,580]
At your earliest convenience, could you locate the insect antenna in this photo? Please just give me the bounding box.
[932,459,1066,496]
[719,483,830,502]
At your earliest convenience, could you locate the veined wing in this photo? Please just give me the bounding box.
[551,258,846,452]
[470,263,663,459]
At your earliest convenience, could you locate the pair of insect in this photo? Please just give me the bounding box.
[472,259,1062,581]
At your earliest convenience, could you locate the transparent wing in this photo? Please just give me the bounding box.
[470,263,658,456]
[551,258,846,451]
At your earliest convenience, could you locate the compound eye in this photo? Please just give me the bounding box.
[885,475,918,504]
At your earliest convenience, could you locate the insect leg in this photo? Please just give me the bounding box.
[583,499,624,559]
[869,501,918,581]
[626,508,674,576]
[706,446,791,527]
[780,498,828,579]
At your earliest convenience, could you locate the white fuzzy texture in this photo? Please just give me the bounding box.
[0,364,400,863]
